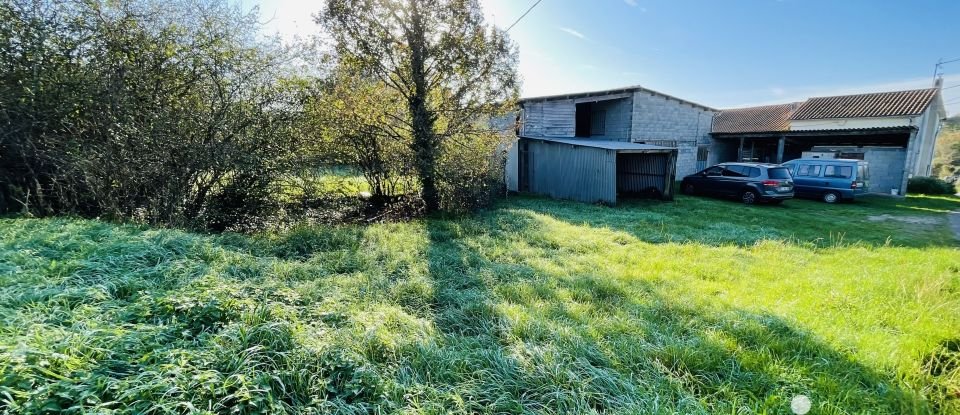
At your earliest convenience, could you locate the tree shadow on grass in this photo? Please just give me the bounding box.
[409,213,943,414]
[497,194,960,249]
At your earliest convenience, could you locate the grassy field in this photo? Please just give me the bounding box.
[1,194,958,414]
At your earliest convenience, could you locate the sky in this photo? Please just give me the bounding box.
[245,0,960,115]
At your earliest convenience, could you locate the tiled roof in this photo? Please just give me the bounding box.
[712,102,801,134]
[791,88,938,120]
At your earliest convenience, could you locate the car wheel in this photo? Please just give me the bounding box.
[740,190,758,205]
[822,191,839,204]
[683,183,696,195]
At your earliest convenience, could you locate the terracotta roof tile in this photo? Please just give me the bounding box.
[712,102,800,134]
[790,88,938,120]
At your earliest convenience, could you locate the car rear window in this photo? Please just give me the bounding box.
[767,167,791,179]
[824,165,852,178]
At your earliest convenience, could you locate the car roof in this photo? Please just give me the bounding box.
[718,162,782,167]
[787,158,865,163]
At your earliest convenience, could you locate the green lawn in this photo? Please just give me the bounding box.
[1,194,958,414]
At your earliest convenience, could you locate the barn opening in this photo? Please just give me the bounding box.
[575,102,608,137]
[616,152,675,200]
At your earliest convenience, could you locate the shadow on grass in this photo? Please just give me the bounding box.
[497,193,959,248]
[412,213,941,413]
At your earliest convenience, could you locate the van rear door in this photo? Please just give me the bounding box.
[856,162,869,193]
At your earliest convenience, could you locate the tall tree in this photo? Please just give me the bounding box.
[319,0,519,212]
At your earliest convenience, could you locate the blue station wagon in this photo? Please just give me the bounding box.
[780,158,869,203]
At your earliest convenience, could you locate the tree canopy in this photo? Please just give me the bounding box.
[319,0,519,212]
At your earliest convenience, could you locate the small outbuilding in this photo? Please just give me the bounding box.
[506,136,678,204]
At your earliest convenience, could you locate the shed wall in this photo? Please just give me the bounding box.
[524,139,617,204]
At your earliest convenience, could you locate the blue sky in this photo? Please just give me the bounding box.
[248,0,960,115]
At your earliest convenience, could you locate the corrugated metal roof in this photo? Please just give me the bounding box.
[518,85,717,112]
[521,136,675,151]
[790,88,938,120]
[712,102,801,134]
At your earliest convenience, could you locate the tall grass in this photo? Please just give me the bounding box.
[1,195,958,414]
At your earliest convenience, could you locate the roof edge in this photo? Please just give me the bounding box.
[518,84,718,112]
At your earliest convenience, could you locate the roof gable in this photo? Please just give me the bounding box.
[790,88,938,120]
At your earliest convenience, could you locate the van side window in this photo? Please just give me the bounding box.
[824,165,852,178]
[797,164,822,177]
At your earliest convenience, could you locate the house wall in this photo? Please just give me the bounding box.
[809,146,907,194]
[912,103,941,176]
[629,90,716,177]
[523,138,617,204]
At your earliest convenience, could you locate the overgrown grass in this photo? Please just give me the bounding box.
[1,195,958,414]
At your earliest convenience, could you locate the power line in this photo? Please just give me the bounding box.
[942,83,960,90]
[506,0,543,32]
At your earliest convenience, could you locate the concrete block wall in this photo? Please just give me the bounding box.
[587,97,633,141]
[809,146,906,194]
[629,90,716,177]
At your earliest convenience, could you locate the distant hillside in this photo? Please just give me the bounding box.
[933,116,960,178]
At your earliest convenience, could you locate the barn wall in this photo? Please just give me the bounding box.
[630,90,716,177]
[525,139,616,203]
[521,99,576,137]
[583,97,633,141]
[504,137,519,192]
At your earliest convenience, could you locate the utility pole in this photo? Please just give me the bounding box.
[934,57,960,86]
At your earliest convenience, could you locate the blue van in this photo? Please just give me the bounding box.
[780,158,869,203]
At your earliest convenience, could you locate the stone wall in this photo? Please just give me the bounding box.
[809,146,907,194]
[629,90,716,176]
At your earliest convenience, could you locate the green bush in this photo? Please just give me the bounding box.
[907,177,957,195]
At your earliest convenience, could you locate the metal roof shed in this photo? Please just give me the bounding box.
[513,136,677,204]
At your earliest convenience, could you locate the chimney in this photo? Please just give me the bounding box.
[934,77,943,89]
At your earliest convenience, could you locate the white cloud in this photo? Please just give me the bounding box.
[623,0,638,6]
[770,87,786,97]
[558,27,586,39]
